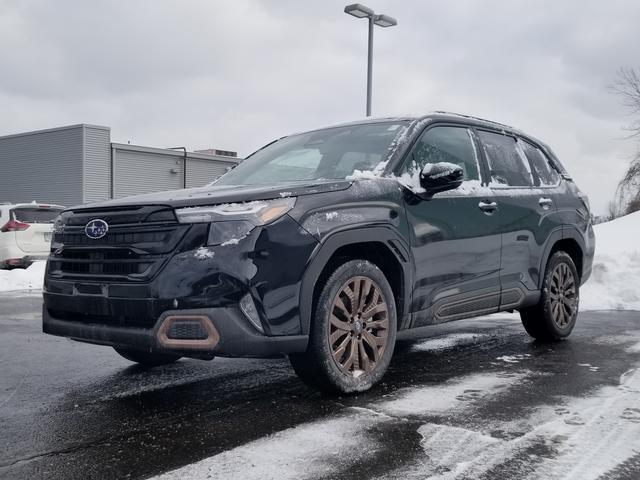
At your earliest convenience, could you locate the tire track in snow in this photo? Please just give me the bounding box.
[379,366,640,480]
[151,371,530,480]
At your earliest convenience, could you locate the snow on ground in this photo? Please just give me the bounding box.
[375,372,528,417]
[0,261,45,293]
[389,367,640,480]
[152,371,531,480]
[154,413,383,480]
[411,333,488,353]
[581,211,640,311]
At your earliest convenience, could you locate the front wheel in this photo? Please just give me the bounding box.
[114,348,181,367]
[290,260,397,394]
[520,251,580,341]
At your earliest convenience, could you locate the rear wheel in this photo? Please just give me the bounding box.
[520,251,580,341]
[114,348,181,367]
[290,260,397,394]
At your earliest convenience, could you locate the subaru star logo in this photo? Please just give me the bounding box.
[84,219,109,239]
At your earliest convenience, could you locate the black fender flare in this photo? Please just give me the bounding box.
[298,226,413,335]
[537,225,586,289]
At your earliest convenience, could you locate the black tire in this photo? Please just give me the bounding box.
[520,251,580,341]
[290,260,397,394]
[114,348,181,367]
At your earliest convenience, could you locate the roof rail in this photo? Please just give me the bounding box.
[432,111,517,131]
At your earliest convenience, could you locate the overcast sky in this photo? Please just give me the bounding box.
[1,0,639,214]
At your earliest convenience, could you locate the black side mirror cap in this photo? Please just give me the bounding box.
[419,162,464,196]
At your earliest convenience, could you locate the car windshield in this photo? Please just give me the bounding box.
[214,121,409,186]
[12,207,63,223]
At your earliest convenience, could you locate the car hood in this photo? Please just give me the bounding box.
[69,179,353,211]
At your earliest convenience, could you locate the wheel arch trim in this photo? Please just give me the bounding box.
[538,226,586,289]
[299,226,413,335]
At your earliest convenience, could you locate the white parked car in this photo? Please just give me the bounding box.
[0,203,64,269]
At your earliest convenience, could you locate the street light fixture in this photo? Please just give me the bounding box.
[344,3,397,117]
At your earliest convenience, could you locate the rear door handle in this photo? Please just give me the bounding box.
[478,201,498,213]
[539,197,553,209]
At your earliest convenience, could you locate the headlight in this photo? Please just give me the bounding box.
[175,197,296,225]
[176,198,296,246]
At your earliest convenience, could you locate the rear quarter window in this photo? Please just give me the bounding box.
[518,139,560,186]
[11,208,63,223]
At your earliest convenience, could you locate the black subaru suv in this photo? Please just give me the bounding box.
[43,112,594,393]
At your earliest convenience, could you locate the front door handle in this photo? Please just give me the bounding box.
[539,197,553,209]
[478,201,498,214]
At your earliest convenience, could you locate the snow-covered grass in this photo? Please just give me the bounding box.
[581,211,640,311]
[0,261,46,293]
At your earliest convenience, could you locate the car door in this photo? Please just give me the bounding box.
[401,124,503,327]
[475,130,563,309]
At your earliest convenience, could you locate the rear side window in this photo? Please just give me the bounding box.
[404,126,479,181]
[478,131,533,187]
[11,207,63,223]
[518,140,560,186]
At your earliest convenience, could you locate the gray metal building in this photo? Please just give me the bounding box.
[0,124,240,207]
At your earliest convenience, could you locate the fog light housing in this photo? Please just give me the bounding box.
[156,315,219,350]
[240,293,264,333]
[167,320,208,340]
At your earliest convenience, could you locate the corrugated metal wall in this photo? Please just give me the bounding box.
[0,124,240,206]
[0,125,84,207]
[186,154,232,188]
[82,125,111,203]
[112,143,237,198]
[112,145,183,198]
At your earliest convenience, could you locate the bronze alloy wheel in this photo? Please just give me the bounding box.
[328,276,389,376]
[549,262,578,328]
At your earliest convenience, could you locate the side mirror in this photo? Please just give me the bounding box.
[419,162,464,196]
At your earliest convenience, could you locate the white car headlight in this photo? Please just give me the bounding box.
[175,197,296,225]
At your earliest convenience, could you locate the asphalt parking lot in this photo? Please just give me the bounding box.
[1,293,639,480]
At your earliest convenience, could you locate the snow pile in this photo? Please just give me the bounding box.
[581,211,640,311]
[0,261,46,292]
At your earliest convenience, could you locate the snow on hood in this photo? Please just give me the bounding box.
[65,179,352,211]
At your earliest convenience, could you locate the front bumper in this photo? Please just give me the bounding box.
[43,305,308,358]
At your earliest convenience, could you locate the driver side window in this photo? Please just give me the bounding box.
[404,126,480,181]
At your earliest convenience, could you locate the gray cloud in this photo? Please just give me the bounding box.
[1,0,639,213]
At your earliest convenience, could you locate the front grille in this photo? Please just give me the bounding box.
[52,250,154,276]
[48,205,189,282]
[56,228,173,246]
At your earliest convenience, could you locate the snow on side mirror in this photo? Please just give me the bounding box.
[419,162,464,195]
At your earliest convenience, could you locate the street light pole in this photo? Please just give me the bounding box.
[366,15,373,117]
[344,4,397,117]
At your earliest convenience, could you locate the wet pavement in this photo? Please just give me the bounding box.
[1,293,640,479]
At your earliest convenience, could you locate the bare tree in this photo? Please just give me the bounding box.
[611,67,640,215]
[606,199,622,221]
